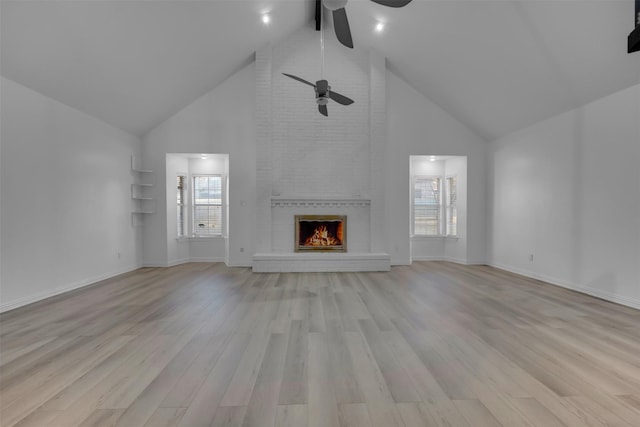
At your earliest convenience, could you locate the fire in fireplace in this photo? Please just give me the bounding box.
[295,215,346,252]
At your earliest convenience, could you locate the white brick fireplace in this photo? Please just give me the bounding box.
[252,28,390,272]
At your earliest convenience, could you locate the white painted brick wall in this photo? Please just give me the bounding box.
[255,45,273,252]
[255,26,388,259]
[271,28,371,197]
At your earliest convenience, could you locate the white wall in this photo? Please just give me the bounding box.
[387,72,486,265]
[444,156,468,263]
[166,154,190,264]
[487,84,640,309]
[0,77,142,312]
[142,63,256,267]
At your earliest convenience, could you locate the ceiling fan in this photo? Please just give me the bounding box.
[319,0,413,49]
[282,0,355,117]
[282,73,354,116]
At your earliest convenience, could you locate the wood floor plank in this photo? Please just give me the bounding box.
[275,404,307,427]
[218,331,271,407]
[308,332,340,427]
[142,408,186,427]
[382,329,449,403]
[77,409,125,427]
[211,406,247,427]
[177,332,252,427]
[325,320,365,404]
[114,334,216,426]
[160,333,233,408]
[278,319,308,405]
[11,409,60,427]
[242,333,288,427]
[357,318,421,403]
[453,399,504,427]
[0,262,638,427]
[1,335,134,426]
[343,331,405,427]
[337,403,372,427]
[510,397,566,427]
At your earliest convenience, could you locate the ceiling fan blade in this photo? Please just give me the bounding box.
[370,0,413,7]
[332,8,353,48]
[318,104,328,116]
[328,90,354,106]
[282,73,316,88]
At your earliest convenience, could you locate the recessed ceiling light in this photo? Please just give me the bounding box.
[375,22,385,33]
[262,14,271,24]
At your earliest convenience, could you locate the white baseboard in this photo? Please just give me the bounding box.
[411,256,474,265]
[188,257,226,263]
[144,257,226,268]
[489,262,640,311]
[0,264,142,313]
[411,256,444,262]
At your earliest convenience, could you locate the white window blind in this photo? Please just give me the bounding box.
[177,175,186,237]
[414,177,441,235]
[446,176,458,236]
[193,175,222,235]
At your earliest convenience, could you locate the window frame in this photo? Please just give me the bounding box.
[412,175,443,237]
[192,174,223,237]
[176,174,187,238]
[445,175,458,237]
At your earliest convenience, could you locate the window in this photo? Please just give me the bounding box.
[193,175,222,235]
[413,176,441,235]
[177,175,186,237]
[446,176,457,236]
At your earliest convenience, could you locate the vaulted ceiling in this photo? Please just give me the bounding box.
[2,0,638,140]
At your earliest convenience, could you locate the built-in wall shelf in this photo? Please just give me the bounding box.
[130,155,155,225]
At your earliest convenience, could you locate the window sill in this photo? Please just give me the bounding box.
[176,235,226,241]
[411,235,459,240]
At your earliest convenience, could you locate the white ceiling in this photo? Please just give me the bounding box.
[2,0,639,140]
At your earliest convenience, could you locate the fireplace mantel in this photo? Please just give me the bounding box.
[271,196,370,208]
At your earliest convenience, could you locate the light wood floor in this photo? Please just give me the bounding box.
[1,262,639,427]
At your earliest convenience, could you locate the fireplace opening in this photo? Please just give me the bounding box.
[295,215,346,252]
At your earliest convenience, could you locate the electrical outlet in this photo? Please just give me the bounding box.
[240,247,244,253]
[117,252,121,259]
[529,254,534,262]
